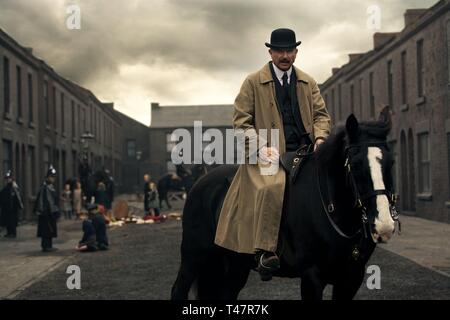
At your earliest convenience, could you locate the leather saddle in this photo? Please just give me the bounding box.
[279,144,313,183]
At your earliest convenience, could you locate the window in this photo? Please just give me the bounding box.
[43,146,51,172]
[92,109,98,139]
[44,81,49,126]
[369,72,375,118]
[28,146,37,194]
[90,105,94,133]
[71,101,76,137]
[61,150,67,183]
[417,39,424,97]
[2,140,12,174]
[83,108,86,132]
[448,21,450,84]
[78,105,81,135]
[52,87,56,129]
[350,84,354,115]
[72,150,77,177]
[388,141,398,191]
[28,73,33,123]
[3,57,10,115]
[418,133,430,193]
[61,93,65,134]
[99,115,102,144]
[401,51,407,105]
[387,60,393,109]
[104,120,107,147]
[447,133,450,197]
[359,78,363,119]
[331,89,335,121]
[16,65,22,119]
[127,140,136,158]
[338,83,342,121]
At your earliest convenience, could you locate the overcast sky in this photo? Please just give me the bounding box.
[0,0,438,125]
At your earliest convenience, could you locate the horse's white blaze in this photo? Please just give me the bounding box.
[367,147,395,241]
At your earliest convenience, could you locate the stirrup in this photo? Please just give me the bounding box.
[258,252,280,271]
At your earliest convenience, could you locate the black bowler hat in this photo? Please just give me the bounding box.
[265,28,301,49]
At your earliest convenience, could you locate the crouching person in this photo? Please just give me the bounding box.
[89,204,109,251]
[76,210,97,252]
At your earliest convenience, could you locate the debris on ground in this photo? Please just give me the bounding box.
[108,220,125,227]
[167,213,182,220]
[113,200,129,220]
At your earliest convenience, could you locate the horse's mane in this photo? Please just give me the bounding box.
[314,128,346,166]
[315,119,390,167]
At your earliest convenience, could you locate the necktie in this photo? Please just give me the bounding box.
[282,72,289,100]
[282,72,289,89]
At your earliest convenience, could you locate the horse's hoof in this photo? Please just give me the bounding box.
[259,270,273,282]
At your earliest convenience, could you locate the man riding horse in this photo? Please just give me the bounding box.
[214,28,331,280]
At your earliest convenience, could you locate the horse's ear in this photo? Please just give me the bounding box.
[346,114,359,139]
[378,105,392,131]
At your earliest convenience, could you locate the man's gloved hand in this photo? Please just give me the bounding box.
[259,146,280,164]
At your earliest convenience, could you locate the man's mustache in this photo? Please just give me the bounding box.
[280,60,291,63]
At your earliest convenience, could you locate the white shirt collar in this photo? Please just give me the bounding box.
[272,62,293,85]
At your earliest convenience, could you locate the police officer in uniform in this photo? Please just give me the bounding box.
[0,170,24,238]
[34,165,60,252]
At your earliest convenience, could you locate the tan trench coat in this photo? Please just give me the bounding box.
[214,62,331,254]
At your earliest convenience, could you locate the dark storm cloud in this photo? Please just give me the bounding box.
[0,0,439,124]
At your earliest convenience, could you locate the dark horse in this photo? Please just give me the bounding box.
[157,164,209,209]
[171,109,399,300]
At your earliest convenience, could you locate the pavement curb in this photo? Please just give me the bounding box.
[3,252,76,300]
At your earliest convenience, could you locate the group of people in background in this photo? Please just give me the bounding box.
[0,164,113,253]
[60,181,82,220]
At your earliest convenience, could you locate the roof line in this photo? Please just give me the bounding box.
[320,0,448,89]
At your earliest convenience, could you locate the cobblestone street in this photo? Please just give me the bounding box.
[2,201,448,300]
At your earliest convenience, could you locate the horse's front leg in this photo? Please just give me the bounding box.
[300,266,326,300]
[171,255,199,300]
[166,195,172,209]
[332,265,365,300]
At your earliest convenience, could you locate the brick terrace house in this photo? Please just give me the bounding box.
[319,0,449,222]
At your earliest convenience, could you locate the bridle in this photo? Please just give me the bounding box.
[343,141,401,239]
[318,140,401,242]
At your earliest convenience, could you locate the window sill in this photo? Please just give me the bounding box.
[445,201,450,208]
[3,112,12,120]
[16,117,24,125]
[416,96,426,106]
[417,193,432,201]
[46,125,51,131]
[400,104,409,112]
[28,122,35,129]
